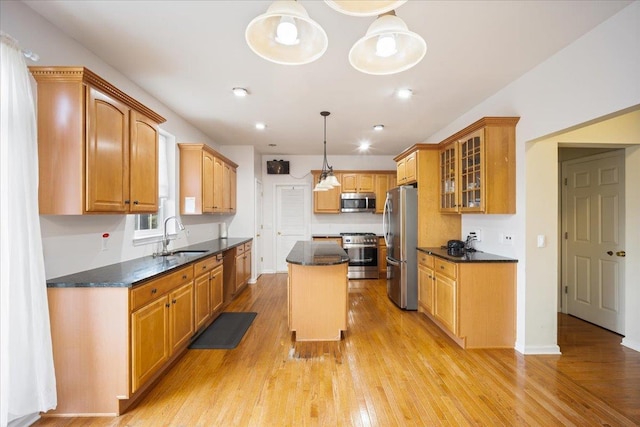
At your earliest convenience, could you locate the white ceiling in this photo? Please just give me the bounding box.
[23,0,631,156]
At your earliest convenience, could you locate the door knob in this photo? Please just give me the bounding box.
[607,251,613,256]
[616,251,626,257]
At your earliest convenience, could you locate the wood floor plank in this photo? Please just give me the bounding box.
[36,274,639,426]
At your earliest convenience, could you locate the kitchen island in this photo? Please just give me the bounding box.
[286,241,349,341]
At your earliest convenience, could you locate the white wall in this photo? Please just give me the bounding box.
[260,155,395,273]
[426,2,640,353]
[0,1,228,278]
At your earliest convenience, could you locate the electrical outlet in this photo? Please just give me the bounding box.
[101,232,109,251]
[473,228,482,242]
[501,233,514,245]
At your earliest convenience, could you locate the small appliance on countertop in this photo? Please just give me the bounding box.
[443,239,475,256]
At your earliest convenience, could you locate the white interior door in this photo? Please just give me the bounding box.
[254,179,263,280]
[275,185,310,272]
[563,151,625,333]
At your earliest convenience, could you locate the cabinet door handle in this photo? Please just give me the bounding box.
[165,303,170,308]
[172,299,177,304]
[133,200,139,205]
[202,265,207,269]
[440,266,445,270]
[124,200,130,204]
[182,275,187,279]
[151,288,157,294]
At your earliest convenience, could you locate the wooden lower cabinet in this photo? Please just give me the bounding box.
[234,241,252,294]
[417,252,435,315]
[131,296,170,394]
[417,251,516,349]
[193,253,225,331]
[210,264,224,313]
[194,272,211,331]
[434,271,457,334]
[45,243,253,416]
[169,283,195,353]
[379,237,387,276]
[131,271,194,394]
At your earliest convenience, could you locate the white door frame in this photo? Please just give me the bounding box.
[253,178,263,281]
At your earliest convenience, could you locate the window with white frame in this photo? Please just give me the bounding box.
[134,130,175,241]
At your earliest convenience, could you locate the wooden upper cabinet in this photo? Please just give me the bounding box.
[374,172,397,214]
[396,151,417,185]
[179,143,238,215]
[438,117,519,214]
[86,88,129,213]
[341,173,374,193]
[312,172,341,213]
[130,110,160,212]
[202,151,215,213]
[29,66,165,215]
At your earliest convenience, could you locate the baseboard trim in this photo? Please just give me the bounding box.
[621,337,640,352]
[517,344,562,355]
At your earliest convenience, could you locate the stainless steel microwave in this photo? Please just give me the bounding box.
[340,193,376,213]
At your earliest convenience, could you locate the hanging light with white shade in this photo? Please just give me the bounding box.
[313,111,341,192]
[324,0,407,17]
[245,0,328,65]
[349,10,426,75]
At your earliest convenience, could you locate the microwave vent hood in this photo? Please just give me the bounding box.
[340,192,376,213]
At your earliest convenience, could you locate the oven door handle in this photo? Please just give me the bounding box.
[386,256,402,266]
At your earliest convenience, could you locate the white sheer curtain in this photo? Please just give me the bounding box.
[0,33,57,426]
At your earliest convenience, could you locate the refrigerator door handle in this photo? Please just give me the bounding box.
[386,256,401,266]
[383,193,391,247]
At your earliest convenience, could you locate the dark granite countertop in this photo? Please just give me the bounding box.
[286,241,349,266]
[47,237,252,288]
[417,247,517,263]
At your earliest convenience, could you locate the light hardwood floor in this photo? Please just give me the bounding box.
[36,273,639,426]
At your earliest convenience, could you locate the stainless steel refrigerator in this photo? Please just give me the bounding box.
[383,186,418,310]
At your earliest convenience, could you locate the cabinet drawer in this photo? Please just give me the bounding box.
[236,244,245,255]
[193,253,223,276]
[435,259,457,279]
[244,241,252,251]
[418,252,434,269]
[131,266,193,311]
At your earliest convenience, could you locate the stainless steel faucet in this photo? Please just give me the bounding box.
[160,216,185,256]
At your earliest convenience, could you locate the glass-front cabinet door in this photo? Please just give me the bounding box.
[459,129,484,212]
[439,142,458,212]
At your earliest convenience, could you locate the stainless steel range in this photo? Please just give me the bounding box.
[341,232,379,280]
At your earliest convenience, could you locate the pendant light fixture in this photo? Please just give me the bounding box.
[349,10,426,75]
[313,111,341,192]
[246,0,328,65]
[324,0,407,17]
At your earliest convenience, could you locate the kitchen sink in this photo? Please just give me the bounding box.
[168,250,208,256]
[156,250,208,259]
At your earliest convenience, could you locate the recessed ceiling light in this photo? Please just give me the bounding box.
[255,122,266,130]
[232,87,249,97]
[397,88,413,99]
[373,124,384,131]
[268,143,277,147]
[359,142,371,152]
